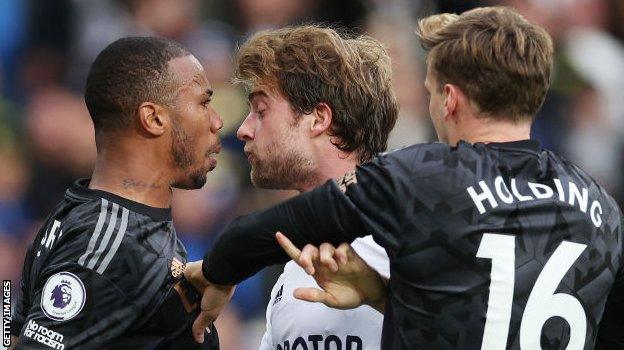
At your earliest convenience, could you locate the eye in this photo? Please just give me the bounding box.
[256,109,265,118]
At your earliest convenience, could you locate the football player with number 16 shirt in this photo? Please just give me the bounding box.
[189,7,624,350]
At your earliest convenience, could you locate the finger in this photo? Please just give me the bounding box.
[192,310,212,343]
[320,243,338,272]
[299,245,319,275]
[276,232,301,260]
[293,287,332,306]
[335,243,351,265]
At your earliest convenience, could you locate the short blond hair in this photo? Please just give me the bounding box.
[416,7,554,121]
[234,25,399,162]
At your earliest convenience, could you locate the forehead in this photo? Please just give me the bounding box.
[168,55,211,91]
[248,83,284,102]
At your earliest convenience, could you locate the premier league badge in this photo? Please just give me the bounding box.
[41,272,86,321]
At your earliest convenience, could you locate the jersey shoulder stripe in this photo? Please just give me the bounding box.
[77,198,110,266]
[96,207,129,274]
[77,198,130,274]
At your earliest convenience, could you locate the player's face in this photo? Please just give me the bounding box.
[167,55,223,190]
[425,62,449,143]
[236,87,315,190]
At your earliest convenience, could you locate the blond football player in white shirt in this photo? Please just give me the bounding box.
[223,25,398,349]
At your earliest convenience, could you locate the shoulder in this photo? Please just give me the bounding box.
[545,149,621,217]
[372,142,477,179]
[43,197,138,276]
[360,142,474,190]
[376,142,452,167]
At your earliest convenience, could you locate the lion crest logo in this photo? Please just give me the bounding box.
[50,280,72,308]
[41,272,85,321]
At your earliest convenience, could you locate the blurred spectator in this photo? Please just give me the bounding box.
[366,9,433,149]
[24,87,96,217]
[0,0,27,96]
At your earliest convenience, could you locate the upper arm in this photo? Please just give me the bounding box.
[259,300,273,349]
[11,244,34,336]
[595,214,624,348]
[258,326,273,350]
[16,263,137,349]
[337,153,409,256]
[258,279,281,350]
[596,241,624,348]
[203,150,411,285]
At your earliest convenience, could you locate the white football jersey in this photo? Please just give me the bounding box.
[259,236,390,350]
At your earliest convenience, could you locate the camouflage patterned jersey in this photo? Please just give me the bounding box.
[203,140,624,349]
[12,179,218,349]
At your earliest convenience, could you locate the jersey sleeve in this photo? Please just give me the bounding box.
[15,263,140,349]
[351,236,391,280]
[203,152,407,285]
[11,245,35,336]
[258,285,276,350]
[595,259,624,348]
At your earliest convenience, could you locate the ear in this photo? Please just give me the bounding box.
[138,102,168,136]
[309,102,333,137]
[443,84,459,123]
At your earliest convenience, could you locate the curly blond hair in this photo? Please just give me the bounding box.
[234,25,399,162]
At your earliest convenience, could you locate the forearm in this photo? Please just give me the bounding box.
[203,181,364,285]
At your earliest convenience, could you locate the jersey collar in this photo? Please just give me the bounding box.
[459,139,541,154]
[68,178,172,221]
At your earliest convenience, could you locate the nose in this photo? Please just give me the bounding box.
[211,110,223,133]
[236,113,254,142]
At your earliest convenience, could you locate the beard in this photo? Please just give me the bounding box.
[171,122,208,190]
[250,139,316,190]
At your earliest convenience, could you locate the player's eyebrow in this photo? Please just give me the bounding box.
[191,75,213,98]
[192,75,210,89]
[248,90,268,102]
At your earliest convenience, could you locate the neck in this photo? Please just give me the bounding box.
[89,140,173,208]
[297,150,359,193]
[449,116,532,146]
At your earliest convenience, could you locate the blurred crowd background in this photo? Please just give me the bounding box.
[1,0,623,348]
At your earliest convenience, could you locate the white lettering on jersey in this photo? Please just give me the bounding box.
[277,335,362,350]
[467,177,603,228]
[40,220,63,251]
[23,320,65,350]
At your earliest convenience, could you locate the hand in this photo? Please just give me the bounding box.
[276,232,387,312]
[184,261,235,343]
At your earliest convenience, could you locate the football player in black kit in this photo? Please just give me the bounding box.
[186,7,624,350]
[10,37,222,349]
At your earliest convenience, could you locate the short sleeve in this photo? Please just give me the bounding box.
[14,263,138,349]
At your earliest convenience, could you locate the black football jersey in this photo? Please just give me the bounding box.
[12,179,218,349]
[203,140,624,349]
